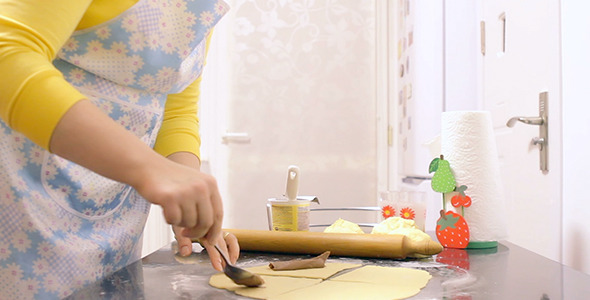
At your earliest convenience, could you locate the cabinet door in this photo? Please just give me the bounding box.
[481,0,562,261]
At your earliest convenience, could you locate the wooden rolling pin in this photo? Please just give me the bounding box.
[220,229,443,259]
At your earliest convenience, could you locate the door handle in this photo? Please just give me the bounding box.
[221,132,251,144]
[506,116,543,127]
[506,91,548,173]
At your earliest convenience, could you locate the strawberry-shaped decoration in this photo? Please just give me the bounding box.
[436,248,470,270]
[429,155,456,193]
[451,185,472,216]
[436,210,470,249]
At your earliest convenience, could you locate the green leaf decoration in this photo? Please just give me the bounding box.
[437,211,460,231]
[428,157,440,173]
[456,185,468,196]
[430,155,456,193]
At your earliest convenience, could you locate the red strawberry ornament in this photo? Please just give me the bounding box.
[436,248,470,270]
[436,210,470,249]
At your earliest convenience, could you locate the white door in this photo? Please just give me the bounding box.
[202,1,380,231]
[481,0,562,261]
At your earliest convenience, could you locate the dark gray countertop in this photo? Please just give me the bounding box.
[67,241,590,299]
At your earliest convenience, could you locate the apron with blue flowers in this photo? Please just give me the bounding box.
[0,0,228,298]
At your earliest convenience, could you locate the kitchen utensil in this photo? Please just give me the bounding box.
[219,229,443,259]
[266,165,312,231]
[213,244,264,287]
[266,198,312,231]
[285,165,299,201]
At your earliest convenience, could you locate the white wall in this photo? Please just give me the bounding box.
[141,205,173,257]
[443,0,481,111]
[561,0,590,275]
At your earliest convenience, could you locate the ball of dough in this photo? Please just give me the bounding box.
[323,218,364,234]
[371,217,431,242]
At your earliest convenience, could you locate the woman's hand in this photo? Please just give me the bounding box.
[200,231,240,271]
[135,161,223,241]
[164,152,239,271]
[175,227,240,271]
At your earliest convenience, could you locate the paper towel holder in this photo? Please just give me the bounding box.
[506,91,548,172]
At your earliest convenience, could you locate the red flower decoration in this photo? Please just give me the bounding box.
[381,205,395,219]
[400,207,416,220]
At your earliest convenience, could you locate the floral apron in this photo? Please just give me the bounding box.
[0,0,228,298]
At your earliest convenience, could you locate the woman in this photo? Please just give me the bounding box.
[0,0,237,298]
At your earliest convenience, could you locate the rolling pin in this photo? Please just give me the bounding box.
[220,229,443,259]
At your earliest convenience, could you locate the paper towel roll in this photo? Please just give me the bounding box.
[441,111,508,243]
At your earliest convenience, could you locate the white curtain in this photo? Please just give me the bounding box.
[200,0,379,230]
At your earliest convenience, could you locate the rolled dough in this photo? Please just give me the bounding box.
[209,274,321,299]
[269,280,425,300]
[209,263,432,300]
[330,265,431,286]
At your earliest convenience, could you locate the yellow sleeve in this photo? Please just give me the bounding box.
[0,0,136,150]
[0,0,206,156]
[0,0,95,150]
[153,77,202,159]
[153,32,215,159]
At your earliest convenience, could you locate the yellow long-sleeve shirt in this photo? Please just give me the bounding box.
[0,0,203,158]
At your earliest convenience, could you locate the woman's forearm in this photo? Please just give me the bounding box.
[49,99,165,189]
[167,152,201,170]
[49,99,223,240]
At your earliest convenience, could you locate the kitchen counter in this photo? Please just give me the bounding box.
[67,240,590,299]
